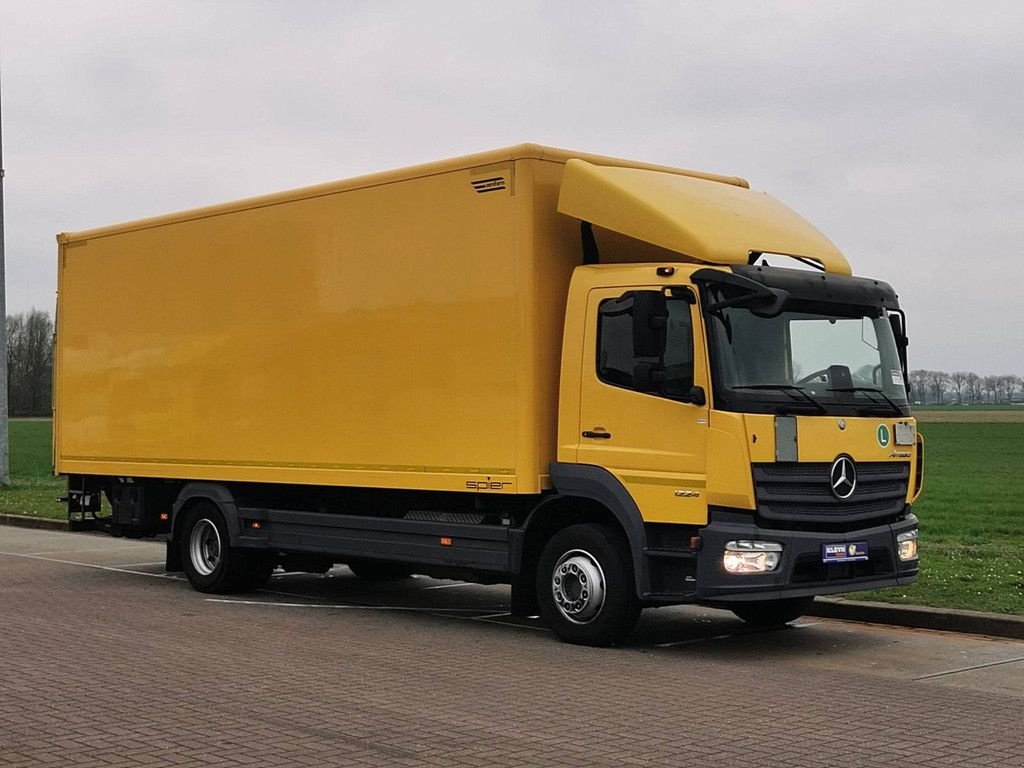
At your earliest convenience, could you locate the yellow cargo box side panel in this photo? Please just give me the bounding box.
[56,165,531,492]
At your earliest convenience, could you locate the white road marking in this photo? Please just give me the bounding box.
[472,617,549,632]
[109,561,166,568]
[655,632,736,648]
[256,585,340,599]
[26,545,160,556]
[0,551,183,580]
[914,655,1024,680]
[419,582,476,590]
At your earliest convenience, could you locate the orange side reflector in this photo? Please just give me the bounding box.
[440,536,453,546]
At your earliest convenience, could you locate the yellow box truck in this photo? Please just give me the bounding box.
[55,144,922,645]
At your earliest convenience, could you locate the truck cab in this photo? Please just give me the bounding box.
[555,261,919,615]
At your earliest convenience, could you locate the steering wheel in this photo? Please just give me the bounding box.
[796,368,830,385]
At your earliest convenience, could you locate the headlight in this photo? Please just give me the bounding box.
[723,540,782,574]
[897,530,918,562]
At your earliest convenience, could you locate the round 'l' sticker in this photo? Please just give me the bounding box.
[877,424,891,448]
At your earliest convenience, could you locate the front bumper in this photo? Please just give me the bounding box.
[695,509,919,603]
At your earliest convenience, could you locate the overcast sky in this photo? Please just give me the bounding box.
[2,1,1022,374]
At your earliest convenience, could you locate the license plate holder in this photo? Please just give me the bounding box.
[822,542,869,563]
[895,422,916,446]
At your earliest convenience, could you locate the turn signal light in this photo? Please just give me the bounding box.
[897,530,918,562]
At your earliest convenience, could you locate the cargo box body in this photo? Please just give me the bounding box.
[56,145,724,495]
[58,151,540,493]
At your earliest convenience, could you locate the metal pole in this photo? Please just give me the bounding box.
[0,66,10,486]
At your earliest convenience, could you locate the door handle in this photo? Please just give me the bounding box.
[582,430,612,439]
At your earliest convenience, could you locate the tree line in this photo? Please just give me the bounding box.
[3,309,1022,414]
[7,309,54,417]
[909,369,1024,405]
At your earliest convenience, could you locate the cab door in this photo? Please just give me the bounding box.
[576,286,710,525]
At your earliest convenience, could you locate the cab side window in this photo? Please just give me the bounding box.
[597,292,695,400]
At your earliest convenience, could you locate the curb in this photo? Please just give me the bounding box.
[809,596,1024,640]
[0,513,69,532]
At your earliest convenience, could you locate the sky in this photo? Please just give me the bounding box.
[1,0,1022,375]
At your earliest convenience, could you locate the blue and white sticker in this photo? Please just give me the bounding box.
[823,542,869,563]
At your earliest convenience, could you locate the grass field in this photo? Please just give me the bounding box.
[2,417,1022,614]
[861,420,1024,614]
[0,420,64,518]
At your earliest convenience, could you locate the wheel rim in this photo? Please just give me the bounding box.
[551,548,606,624]
[189,518,222,576]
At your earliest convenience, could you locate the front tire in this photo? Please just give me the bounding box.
[536,523,641,647]
[729,596,814,627]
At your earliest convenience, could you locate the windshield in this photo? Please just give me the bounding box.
[705,299,910,416]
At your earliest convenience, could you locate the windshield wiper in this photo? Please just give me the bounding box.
[828,386,904,415]
[732,384,827,415]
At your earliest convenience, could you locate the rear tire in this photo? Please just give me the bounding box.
[729,596,814,627]
[347,560,414,581]
[179,502,270,593]
[536,523,641,647]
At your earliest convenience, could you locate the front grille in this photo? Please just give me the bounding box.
[753,462,909,525]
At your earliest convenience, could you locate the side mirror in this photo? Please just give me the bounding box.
[684,386,706,406]
[888,311,910,393]
[632,291,668,358]
[748,288,789,318]
[633,362,665,393]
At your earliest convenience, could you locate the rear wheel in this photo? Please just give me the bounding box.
[180,502,271,593]
[536,523,641,646]
[729,596,814,627]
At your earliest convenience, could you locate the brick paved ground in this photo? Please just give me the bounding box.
[1,527,1023,767]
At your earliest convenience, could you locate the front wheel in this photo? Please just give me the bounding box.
[728,596,815,627]
[536,523,641,647]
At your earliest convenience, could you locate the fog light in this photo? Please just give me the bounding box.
[897,530,918,562]
[723,540,782,574]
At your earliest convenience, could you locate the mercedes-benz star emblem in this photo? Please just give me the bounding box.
[830,456,857,500]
